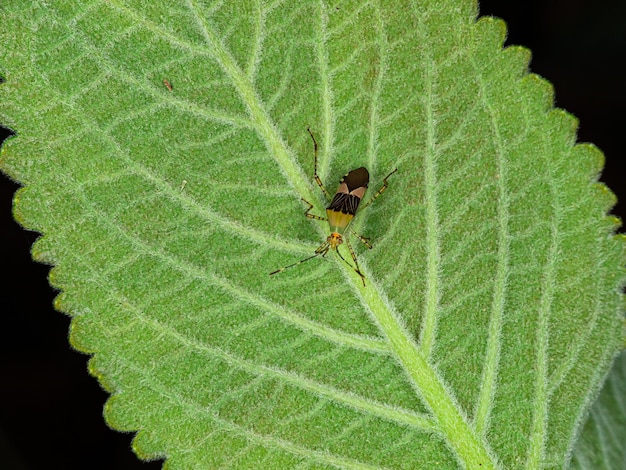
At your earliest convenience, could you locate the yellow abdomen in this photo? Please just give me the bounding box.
[326,209,354,234]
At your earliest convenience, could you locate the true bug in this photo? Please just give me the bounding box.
[270,129,397,285]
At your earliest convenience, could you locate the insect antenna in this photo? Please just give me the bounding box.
[269,242,330,277]
[269,253,322,276]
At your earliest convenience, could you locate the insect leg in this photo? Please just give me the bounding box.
[359,168,398,211]
[335,238,366,286]
[315,241,331,256]
[307,128,330,198]
[349,227,372,249]
[302,198,327,221]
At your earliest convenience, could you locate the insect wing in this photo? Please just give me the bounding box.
[327,192,361,215]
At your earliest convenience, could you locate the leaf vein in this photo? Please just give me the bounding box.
[469,55,510,442]
[110,296,435,432]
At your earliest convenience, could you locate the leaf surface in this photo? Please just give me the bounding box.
[571,351,626,470]
[1,1,624,468]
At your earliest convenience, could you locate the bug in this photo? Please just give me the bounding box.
[163,78,173,91]
[270,129,397,286]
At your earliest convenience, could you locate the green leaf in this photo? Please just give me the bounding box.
[571,351,626,469]
[1,1,624,468]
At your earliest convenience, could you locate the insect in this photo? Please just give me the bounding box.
[270,129,397,286]
[163,78,173,91]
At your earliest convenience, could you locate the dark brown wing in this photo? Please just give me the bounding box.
[326,167,369,215]
[343,167,369,192]
[327,192,362,215]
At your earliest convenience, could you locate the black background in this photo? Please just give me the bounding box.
[1,2,624,469]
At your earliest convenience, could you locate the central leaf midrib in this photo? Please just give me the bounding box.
[189,0,321,208]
